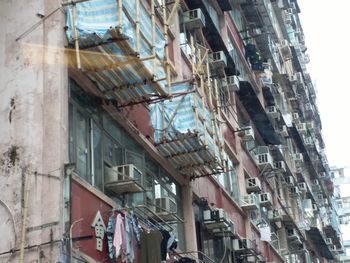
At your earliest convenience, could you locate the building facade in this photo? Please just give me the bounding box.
[332,167,350,262]
[0,0,343,262]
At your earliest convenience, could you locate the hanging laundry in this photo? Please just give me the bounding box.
[106,215,116,259]
[130,211,141,244]
[160,230,170,260]
[125,215,135,263]
[140,230,163,263]
[113,213,126,259]
[167,234,177,251]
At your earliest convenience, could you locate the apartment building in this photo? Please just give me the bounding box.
[0,0,343,262]
[332,167,350,262]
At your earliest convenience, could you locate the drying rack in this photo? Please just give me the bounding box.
[118,204,183,232]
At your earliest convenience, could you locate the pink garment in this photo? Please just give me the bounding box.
[113,213,126,259]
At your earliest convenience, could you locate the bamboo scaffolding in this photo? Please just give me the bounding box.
[162,0,172,96]
[72,4,81,69]
[118,0,123,33]
[135,0,140,54]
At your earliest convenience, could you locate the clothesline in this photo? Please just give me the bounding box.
[107,208,179,263]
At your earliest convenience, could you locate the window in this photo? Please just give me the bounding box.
[69,80,185,243]
[216,160,240,201]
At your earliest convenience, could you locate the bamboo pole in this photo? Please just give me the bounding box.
[162,0,172,96]
[72,4,81,69]
[19,169,32,263]
[151,0,156,75]
[190,35,196,79]
[193,88,200,134]
[118,0,123,34]
[135,0,140,54]
[162,102,166,142]
[166,0,180,24]
[198,49,208,147]
[213,79,225,168]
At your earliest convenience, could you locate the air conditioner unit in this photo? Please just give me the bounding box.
[326,238,333,245]
[298,182,307,192]
[240,194,259,211]
[246,177,261,193]
[280,40,292,60]
[285,176,294,186]
[104,164,143,194]
[296,123,307,134]
[183,9,205,30]
[293,153,304,162]
[209,51,227,69]
[203,208,230,229]
[312,180,320,191]
[302,54,310,64]
[324,199,329,206]
[319,172,327,179]
[283,11,293,25]
[268,209,282,222]
[274,161,287,173]
[286,228,299,240]
[266,106,279,118]
[233,238,253,251]
[280,125,289,137]
[290,186,300,196]
[242,126,255,141]
[255,152,273,169]
[292,112,299,120]
[317,194,324,201]
[285,8,294,15]
[304,136,313,146]
[306,122,315,131]
[226,75,240,92]
[155,197,177,214]
[259,193,273,207]
[212,220,236,237]
[329,244,337,251]
[294,72,304,85]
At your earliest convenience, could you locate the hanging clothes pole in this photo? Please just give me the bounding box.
[162,0,172,97]
[135,0,141,54]
[72,4,81,69]
[118,0,123,34]
[19,169,32,263]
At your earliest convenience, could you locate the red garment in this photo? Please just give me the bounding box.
[113,213,126,260]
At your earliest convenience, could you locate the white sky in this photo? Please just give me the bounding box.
[298,0,350,168]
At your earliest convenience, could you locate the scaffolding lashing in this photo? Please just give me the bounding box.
[150,81,226,178]
[65,0,176,106]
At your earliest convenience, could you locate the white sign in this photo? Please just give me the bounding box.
[91,211,106,251]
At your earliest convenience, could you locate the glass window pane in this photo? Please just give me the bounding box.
[76,111,89,182]
[93,123,103,190]
[104,135,123,166]
[68,103,75,163]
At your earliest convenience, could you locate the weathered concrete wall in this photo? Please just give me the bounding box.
[0,0,68,261]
